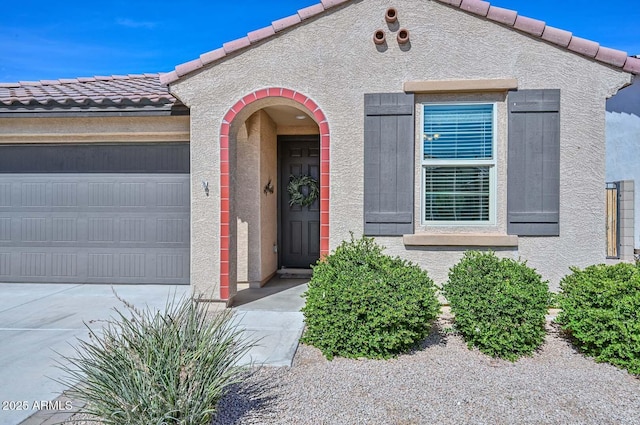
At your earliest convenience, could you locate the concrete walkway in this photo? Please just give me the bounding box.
[0,279,306,425]
[232,278,307,367]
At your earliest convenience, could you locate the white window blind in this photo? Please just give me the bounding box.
[423,104,493,160]
[422,104,495,224]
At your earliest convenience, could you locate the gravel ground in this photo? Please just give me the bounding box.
[63,318,640,425]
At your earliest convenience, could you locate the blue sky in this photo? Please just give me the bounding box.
[1,0,639,82]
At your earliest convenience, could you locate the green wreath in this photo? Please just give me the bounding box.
[287,174,319,207]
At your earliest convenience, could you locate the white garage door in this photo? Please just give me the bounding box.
[0,143,190,284]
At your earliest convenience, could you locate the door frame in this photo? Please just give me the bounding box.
[217,87,331,301]
[277,134,321,269]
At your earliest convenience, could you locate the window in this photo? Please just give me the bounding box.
[421,103,496,224]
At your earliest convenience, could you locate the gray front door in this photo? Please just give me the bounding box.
[279,136,320,268]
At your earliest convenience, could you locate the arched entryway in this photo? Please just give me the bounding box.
[218,88,330,300]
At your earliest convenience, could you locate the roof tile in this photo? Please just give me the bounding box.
[541,26,572,48]
[175,58,204,77]
[159,71,179,85]
[460,0,490,17]
[485,5,516,25]
[623,56,640,74]
[247,26,276,43]
[321,0,350,8]
[223,36,251,54]
[297,3,325,20]
[272,14,302,32]
[568,36,599,58]
[595,46,628,68]
[513,15,545,37]
[200,48,226,65]
[0,74,177,108]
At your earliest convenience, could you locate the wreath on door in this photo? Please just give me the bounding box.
[287,174,319,207]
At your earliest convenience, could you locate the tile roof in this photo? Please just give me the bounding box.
[159,0,640,86]
[0,73,177,108]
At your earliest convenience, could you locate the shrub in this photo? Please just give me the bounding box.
[56,293,252,425]
[556,262,640,375]
[301,235,440,360]
[443,251,550,361]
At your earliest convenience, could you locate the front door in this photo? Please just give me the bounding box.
[279,136,320,268]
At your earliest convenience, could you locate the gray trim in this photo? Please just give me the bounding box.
[0,143,190,174]
[507,89,561,236]
[364,92,415,236]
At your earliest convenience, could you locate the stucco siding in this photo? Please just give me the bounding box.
[188,108,222,299]
[236,122,252,283]
[236,110,279,286]
[0,116,189,143]
[259,111,279,282]
[171,0,631,295]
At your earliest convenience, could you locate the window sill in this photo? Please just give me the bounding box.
[404,78,518,93]
[403,233,518,247]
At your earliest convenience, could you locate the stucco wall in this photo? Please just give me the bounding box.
[259,112,279,282]
[236,110,278,286]
[171,0,631,295]
[236,121,252,283]
[0,116,190,143]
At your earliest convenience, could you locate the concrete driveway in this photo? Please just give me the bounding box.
[0,279,307,425]
[0,283,190,425]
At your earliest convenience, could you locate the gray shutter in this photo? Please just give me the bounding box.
[364,93,415,236]
[507,89,560,236]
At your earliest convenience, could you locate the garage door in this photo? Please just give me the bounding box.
[0,143,190,284]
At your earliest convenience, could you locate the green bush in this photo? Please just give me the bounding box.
[56,293,252,425]
[556,262,640,375]
[443,251,550,361]
[301,235,440,360]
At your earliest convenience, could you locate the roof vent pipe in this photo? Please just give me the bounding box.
[373,29,386,45]
[397,28,410,45]
[385,8,398,23]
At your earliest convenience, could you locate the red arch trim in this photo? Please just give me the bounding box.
[219,87,330,300]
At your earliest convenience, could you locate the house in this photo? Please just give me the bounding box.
[606,76,640,255]
[1,0,639,304]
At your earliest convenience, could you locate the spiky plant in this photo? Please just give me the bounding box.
[56,293,252,425]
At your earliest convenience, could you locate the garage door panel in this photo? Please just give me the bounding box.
[2,247,190,284]
[0,217,11,241]
[21,182,48,207]
[20,252,47,277]
[156,252,189,280]
[52,182,78,207]
[0,183,10,206]
[52,217,77,242]
[0,173,189,284]
[0,252,10,276]
[51,252,78,278]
